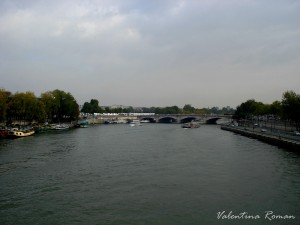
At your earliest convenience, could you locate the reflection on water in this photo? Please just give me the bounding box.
[0,124,299,225]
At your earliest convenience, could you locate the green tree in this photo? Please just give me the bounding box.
[0,89,11,123]
[183,104,195,114]
[126,106,134,113]
[104,107,111,113]
[281,90,300,130]
[210,107,220,114]
[270,100,282,116]
[51,89,79,122]
[154,106,180,114]
[234,99,265,119]
[254,102,269,115]
[166,106,180,114]
[40,91,58,122]
[154,107,162,114]
[81,99,103,114]
[7,92,46,123]
[81,102,92,114]
[90,99,101,113]
[195,108,209,114]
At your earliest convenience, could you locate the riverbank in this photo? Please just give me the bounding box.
[221,125,300,151]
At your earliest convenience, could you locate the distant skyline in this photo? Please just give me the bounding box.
[1,0,299,108]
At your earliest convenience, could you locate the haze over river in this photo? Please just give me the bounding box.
[0,124,299,225]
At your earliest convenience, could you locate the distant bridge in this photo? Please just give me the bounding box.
[136,114,232,124]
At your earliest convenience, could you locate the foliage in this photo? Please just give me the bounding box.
[233,90,300,130]
[154,106,181,114]
[50,89,79,122]
[81,102,93,114]
[40,91,58,122]
[7,92,46,123]
[183,104,195,114]
[234,99,268,119]
[269,100,282,116]
[81,99,102,114]
[203,106,234,115]
[281,90,300,130]
[0,89,12,123]
[0,89,79,124]
[3,87,298,128]
[110,107,130,114]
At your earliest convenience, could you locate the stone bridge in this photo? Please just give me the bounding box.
[137,114,232,124]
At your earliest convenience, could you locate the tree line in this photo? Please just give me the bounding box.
[234,90,300,130]
[2,87,298,129]
[0,89,79,124]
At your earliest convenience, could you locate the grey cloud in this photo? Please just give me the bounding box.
[0,0,299,108]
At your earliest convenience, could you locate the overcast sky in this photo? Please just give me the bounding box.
[0,0,299,108]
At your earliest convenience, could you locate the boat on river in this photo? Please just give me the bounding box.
[7,128,35,138]
[182,121,200,129]
[51,124,70,130]
[34,125,50,133]
[0,128,9,138]
[77,120,89,128]
[130,119,142,127]
[140,119,150,123]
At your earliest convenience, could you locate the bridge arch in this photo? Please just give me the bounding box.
[158,116,177,123]
[140,117,156,123]
[180,117,197,123]
[206,117,221,124]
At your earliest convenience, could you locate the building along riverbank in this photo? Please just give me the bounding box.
[221,125,300,151]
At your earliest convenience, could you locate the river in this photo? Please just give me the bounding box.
[0,124,299,225]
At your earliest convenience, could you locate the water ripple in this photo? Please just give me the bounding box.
[0,125,299,225]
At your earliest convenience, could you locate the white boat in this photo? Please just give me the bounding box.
[114,119,127,124]
[130,119,142,127]
[182,121,200,129]
[52,124,70,130]
[8,128,35,138]
[140,119,150,123]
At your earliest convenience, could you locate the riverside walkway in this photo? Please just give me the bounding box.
[221,125,300,151]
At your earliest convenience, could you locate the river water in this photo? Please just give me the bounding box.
[0,124,299,225]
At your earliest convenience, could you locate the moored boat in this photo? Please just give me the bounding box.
[77,120,89,128]
[34,125,50,133]
[104,119,127,124]
[0,128,9,138]
[7,128,35,138]
[114,119,127,124]
[50,124,70,130]
[182,121,200,128]
[140,119,150,123]
[130,119,142,127]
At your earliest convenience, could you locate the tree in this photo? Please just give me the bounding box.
[281,90,300,130]
[183,104,195,114]
[7,92,46,123]
[269,100,282,116]
[90,99,101,113]
[0,89,11,123]
[254,102,269,115]
[210,107,220,114]
[81,99,103,114]
[104,107,111,113]
[220,106,235,115]
[40,91,58,122]
[234,99,264,119]
[45,89,79,122]
[81,102,93,114]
